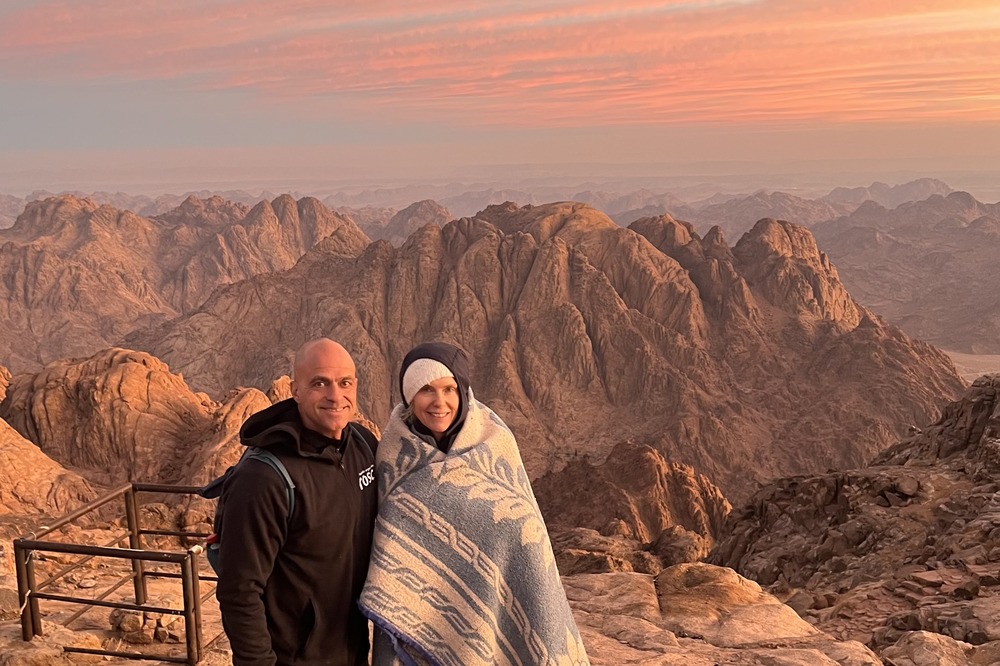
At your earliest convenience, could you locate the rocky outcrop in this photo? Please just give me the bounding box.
[536,440,730,573]
[151,194,249,229]
[0,365,8,403]
[733,218,861,327]
[567,563,882,665]
[0,348,270,487]
[0,418,93,516]
[128,202,962,503]
[710,375,1000,653]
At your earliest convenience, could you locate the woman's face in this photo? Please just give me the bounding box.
[411,376,460,439]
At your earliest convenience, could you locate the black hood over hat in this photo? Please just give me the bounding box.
[399,341,472,451]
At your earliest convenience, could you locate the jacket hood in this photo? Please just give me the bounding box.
[239,398,302,446]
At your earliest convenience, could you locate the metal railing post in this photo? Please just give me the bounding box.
[24,546,42,636]
[123,485,148,604]
[14,541,34,641]
[180,554,200,665]
[190,547,204,658]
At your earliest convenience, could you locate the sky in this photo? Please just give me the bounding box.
[2,0,1000,197]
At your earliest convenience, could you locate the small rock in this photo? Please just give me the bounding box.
[896,476,920,497]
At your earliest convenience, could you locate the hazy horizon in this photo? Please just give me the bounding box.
[3,1,999,202]
[3,164,1000,208]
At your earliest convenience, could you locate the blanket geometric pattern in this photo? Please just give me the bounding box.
[359,391,590,666]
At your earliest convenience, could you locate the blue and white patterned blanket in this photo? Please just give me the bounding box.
[359,391,590,666]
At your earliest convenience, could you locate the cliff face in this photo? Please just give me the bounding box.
[0,194,368,372]
[124,202,962,503]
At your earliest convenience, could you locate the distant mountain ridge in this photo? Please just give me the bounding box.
[119,201,962,503]
[814,191,1000,353]
[0,177,961,230]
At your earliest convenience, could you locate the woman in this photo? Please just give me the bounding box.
[359,342,590,666]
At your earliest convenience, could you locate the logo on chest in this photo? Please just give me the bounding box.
[358,464,375,490]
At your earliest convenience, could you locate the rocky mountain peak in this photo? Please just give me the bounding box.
[477,201,618,244]
[154,195,249,229]
[376,199,452,246]
[5,194,98,240]
[733,217,861,328]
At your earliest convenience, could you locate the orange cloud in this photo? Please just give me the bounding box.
[2,0,999,127]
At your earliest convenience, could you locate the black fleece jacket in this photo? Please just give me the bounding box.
[216,399,377,666]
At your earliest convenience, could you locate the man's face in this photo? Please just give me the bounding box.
[291,341,357,439]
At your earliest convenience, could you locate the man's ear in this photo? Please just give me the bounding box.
[290,380,300,401]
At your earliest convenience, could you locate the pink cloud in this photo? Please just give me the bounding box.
[2,0,999,126]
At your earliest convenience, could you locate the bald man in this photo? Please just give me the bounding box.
[216,338,378,666]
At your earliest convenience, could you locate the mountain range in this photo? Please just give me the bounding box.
[2,195,965,505]
[0,186,995,664]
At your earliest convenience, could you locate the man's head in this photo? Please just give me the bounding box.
[291,338,357,439]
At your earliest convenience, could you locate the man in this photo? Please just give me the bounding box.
[216,338,378,666]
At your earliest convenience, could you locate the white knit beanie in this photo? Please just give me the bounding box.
[401,358,454,405]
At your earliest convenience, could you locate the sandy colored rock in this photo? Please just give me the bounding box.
[565,565,881,665]
[0,348,264,488]
[880,630,974,666]
[0,619,102,664]
[0,418,93,515]
[374,199,452,246]
[656,563,821,648]
[536,440,730,544]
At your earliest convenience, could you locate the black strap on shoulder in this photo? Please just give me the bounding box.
[244,448,297,523]
[348,422,378,457]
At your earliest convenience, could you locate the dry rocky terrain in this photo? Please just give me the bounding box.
[0,190,990,664]
[5,371,1000,664]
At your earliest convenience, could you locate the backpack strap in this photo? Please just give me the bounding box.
[244,447,297,524]
[348,422,378,459]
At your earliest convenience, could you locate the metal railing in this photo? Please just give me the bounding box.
[12,482,220,665]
